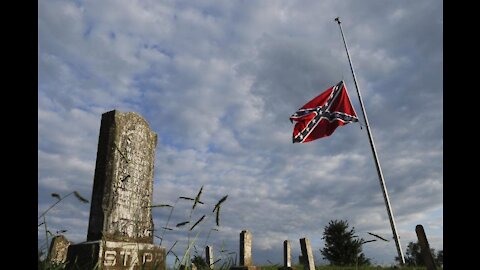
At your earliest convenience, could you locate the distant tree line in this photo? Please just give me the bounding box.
[396,241,443,267]
[320,220,443,268]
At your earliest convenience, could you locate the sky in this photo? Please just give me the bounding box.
[38,0,443,267]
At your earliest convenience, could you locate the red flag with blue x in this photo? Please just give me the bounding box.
[290,81,358,143]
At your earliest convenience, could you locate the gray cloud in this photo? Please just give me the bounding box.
[39,0,442,266]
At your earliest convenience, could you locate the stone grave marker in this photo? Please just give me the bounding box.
[65,110,165,270]
[281,240,295,270]
[47,235,71,265]
[205,245,213,269]
[231,230,259,270]
[415,224,437,270]
[299,238,315,270]
[283,240,291,268]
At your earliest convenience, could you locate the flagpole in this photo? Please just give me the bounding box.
[334,17,405,266]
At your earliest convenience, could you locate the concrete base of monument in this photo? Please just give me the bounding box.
[231,266,261,270]
[65,240,165,270]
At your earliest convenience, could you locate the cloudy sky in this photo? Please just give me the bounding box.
[38,0,442,266]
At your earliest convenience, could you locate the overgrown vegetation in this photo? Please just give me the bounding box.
[39,190,442,270]
[38,185,231,270]
[38,191,90,270]
[151,185,232,270]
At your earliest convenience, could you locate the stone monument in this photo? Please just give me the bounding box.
[231,230,259,270]
[415,224,437,270]
[205,245,213,269]
[47,235,71,265]
[65,110,165,269]
[299,238,315,270]
[279,240,295,270]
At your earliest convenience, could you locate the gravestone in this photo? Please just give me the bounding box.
[47,235,71,265]
[415,224,437,270]
[65,110,165,269]
[205,245,213,269]
[278,240,295,270]
[231,230,259,270]
[283,240,291,268]
[240,230,252,266]
[283,240,294,270]
[299,238,315,270]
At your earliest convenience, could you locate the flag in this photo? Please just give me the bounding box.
[290,81,358,143]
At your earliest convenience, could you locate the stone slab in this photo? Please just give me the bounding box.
[47,235,71,265]
[87,110,158,244]
[65,240,165,270]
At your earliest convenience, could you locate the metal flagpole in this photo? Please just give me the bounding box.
[334,17,406,265]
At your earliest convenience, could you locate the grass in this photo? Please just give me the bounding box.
[259,265,442,270]
[151,186,230,270]
[42,188,441,270]
[38,186,231,270]
[38,191,90,268]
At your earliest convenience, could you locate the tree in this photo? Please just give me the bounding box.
[320,220,371,266]
[395,241,443,267]
[404,241,423,266]
[435,250,443,267]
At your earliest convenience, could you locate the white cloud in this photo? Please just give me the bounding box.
[38,0,442,265]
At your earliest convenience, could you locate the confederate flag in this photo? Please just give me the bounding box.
[290,81,358,143]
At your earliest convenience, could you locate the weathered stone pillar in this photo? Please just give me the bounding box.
[231,230,259,270]
[284,240,291,268]
[206,245,213,269]
[87,110,157,243]
[65,110,165,270]
[240,230,252,266]
[415,224,437,270]
[299,238,315,270]
[277,239,296,270]
[47,235,70,265]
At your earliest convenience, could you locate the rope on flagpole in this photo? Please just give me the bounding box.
[334,16,405,266]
